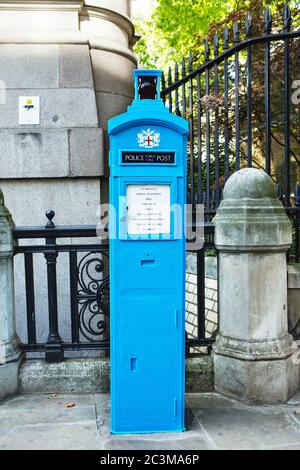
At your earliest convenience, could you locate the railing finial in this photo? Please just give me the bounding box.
[174,62,179,81]
[214,34,219,57]
[204,39,210,61]
[188,52,193,73]
[223,27,229,50]
[161,71,166,91]
[233,21,240,44]
[264,7,272,34]
[245,12,253,38]
[168,66,172,87]
[46,210,55,228]
[181,57,186,77]
[283,2,291,32]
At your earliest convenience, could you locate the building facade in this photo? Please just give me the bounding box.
[0,0,137,225]
[0,0,137,347]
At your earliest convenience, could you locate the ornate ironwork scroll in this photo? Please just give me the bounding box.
[77,251,110,342]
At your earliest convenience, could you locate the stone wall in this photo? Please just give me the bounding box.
[0,0,137,347]
[0,40,102,226]
[20,356,214,394]
[0,0,137,225]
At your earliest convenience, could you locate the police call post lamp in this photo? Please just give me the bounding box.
[108,70,189,434]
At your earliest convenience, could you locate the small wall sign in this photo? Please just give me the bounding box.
[19,96,40,125]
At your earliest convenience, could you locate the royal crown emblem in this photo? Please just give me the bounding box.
[137,128,160,148]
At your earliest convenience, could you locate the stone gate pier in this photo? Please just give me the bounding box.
[213,168,299,403]
[0,189,22,398]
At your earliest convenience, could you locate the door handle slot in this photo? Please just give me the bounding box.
[141,258,155,266]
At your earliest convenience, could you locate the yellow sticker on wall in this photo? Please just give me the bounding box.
[19,96,40,125]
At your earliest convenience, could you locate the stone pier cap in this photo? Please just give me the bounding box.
[214,168,292,252]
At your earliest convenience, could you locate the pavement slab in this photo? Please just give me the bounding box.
[102,434,210,451]
[1,392,300,450]
[0,394,101,450]
[187,393,300,450]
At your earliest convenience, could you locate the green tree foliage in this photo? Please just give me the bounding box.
[133,0,300,258]
[134,0,234,68]
[133,0,298,68]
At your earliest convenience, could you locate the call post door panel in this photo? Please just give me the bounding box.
[108,70,188,434]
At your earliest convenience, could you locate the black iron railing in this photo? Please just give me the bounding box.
[161,3,300,262]
[13,211,110,362]
[186,222,216,355]
[13,211,216,361]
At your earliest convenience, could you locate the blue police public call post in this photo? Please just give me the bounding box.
[108,70,189,434]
